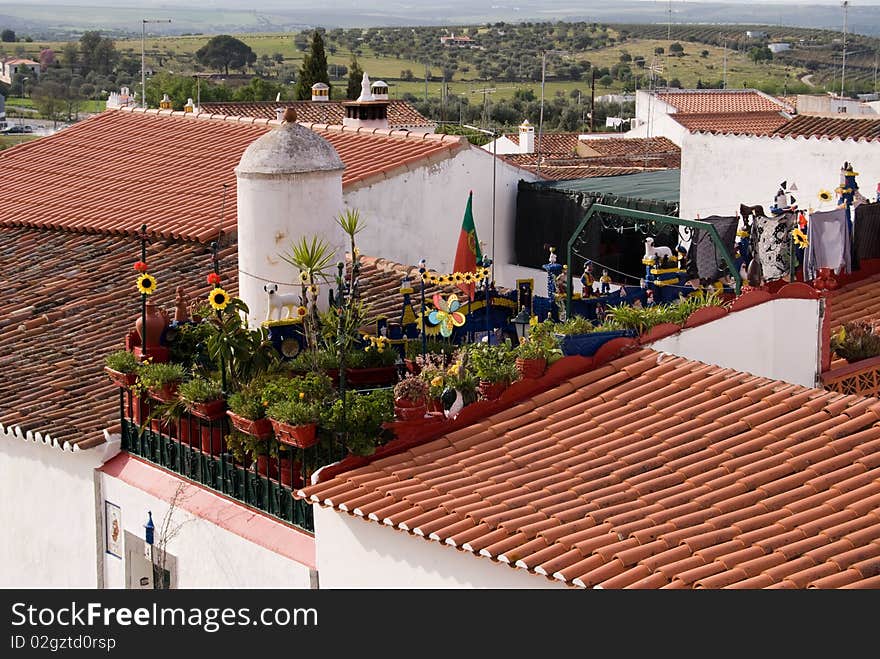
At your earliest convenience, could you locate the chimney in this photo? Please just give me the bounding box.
[519,119,535,154]
[342,72,390,130]
[311,82,330,102]
[371,80,389,101]
[184,97,195,113]
[159,93,172,110]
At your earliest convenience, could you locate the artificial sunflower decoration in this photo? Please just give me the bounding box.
[463,272,475,284]
[208,287,231,311]
[452,272,465,284]
[299,270,310,284]
[296,306,308,317]
[309,284,319,296]
[818,189,833,203]
[792,227,809,249]
[136,273,157,295]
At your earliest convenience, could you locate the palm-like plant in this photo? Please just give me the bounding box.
[281,235,335,286]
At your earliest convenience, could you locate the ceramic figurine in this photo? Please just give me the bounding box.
[644,237,673,266]
[600,269,612,295]
[174,285,190,324]
[580,261,595,296]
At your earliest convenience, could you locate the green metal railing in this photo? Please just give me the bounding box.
[119,389,324,532]
[565,203,742,317]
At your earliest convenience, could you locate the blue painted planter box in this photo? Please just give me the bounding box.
[554,329,636,357]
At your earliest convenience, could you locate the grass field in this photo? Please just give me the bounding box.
[0,134,41,150]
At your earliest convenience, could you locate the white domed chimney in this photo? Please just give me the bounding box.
[343,72,390,130]
[519,119,535,154]
[311,82,330,102]
[235,109,346,326]
[370,80,389,101]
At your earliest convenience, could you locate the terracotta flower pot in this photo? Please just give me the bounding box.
[105,366,137,388]
[176,418,224,454]
[148,381,179,403]
[478,380,507,401]
[394,397,427,421]
[255,456,301,489]
[426,397,445,415]
[516,357,547,379]
[270,419,318,449]
[226,410,274,439]
[188,398,226,421]
[134,301,169,352]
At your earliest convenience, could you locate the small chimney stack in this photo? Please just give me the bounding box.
[311,82,330,102]
[343,72,390,130]
[184,97,195,113]
[518,119,535,154]
[371,80,389,101]
[159,93,172,110]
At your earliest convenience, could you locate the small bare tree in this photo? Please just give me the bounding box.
[153,481,195,589]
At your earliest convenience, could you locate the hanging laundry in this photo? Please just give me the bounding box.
[691,215,739,281]
[751,213,796,282]
[853,201,880,266]
[804,207,852,281]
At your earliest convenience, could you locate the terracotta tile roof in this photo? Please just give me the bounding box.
[772,114,880,142]
[0,226,238,450]
[523,165,664,181]
[827,273,880,331]
[671,111,790,135]
[0,109,466,243]
[198,100,436,129]
[656,90,793,114]
[578,136,678,157]
[502,132,581,154]
[300,347,880,589]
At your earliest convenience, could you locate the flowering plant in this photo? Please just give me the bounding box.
[393,374,429,403]
[351,335,396,368]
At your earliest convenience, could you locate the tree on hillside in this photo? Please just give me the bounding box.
[195,35,256,76]
[1,29,15,43]
[346,55,364,100]
[39,48,55,71]
[145,72,232,109]
[233,76,289,102]
[79,31,118,76]
[295,30,330,100]
[62,42,78,71]
[669,42,684,57]
[749,46,773,64]
[32,80,66,127]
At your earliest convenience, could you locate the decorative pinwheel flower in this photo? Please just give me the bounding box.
[427,293,466,338]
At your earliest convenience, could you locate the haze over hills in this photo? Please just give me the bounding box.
[4,0,880,36]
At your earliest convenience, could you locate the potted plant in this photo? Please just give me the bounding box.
[404,338,454,374]
[553,315,633,357]
[418,353,452,414]
[104,349,140,388]
[226,380,274,439]
[346,335,398,386]
[831,320,880,363]
[265,372,333,449]
[134,361,186,402]
[466,340,519,401]
[177,376,225,420]
[393,374,429,421]
[515,318,562,378]
[327,389,395,457]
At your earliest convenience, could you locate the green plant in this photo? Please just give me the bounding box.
[177,376,223,405]
[134,361,186,396]
[327,389,395,457]
[394,374,429,403]
[169,321,215,372]
[227,382,267,420]
[280,235,335,286]
[517,319,562,361]
[554,316,598,336]
[266,398,322,426]
[465,340,519,385]
[350,335,397,368]
[105,349,139,373]
[226,430,278,462]
[832,321,880,362]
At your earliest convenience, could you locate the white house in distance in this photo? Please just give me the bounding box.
[0,57,40,85]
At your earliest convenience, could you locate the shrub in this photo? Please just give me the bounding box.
[134,362,186,395]
[465,340,519,385]
[177,376,222,404]
[516,318,562,361]
[554,316,598,336]
[227,382,266,420]
[327,390,395,456]
[349,335,397,368]
[105,349,139,373]
[266,398,322,426]
[832,321,880,362]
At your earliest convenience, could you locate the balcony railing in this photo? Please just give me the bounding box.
[821,355,880,397]
[118,389,347,533]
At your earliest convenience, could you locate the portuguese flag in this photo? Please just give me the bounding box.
[453,191,482,300]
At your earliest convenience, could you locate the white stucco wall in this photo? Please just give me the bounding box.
[100,473,314,589]
[344,145,539,289]
[650,298,822,387]
[314,507,567,589]
[0,430,117,588]
[680,132,880,221]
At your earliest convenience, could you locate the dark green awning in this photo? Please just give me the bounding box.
[538,168,680,206]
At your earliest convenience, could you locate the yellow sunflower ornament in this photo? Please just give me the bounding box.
[136,273,157,295]
[818,189,833,203]
[792,227,809,249]
[208,287,231,311]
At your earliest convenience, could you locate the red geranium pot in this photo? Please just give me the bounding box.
[270,419,318,449]
[478,380,507,401]
[516,357,547,379]
[226,410,274,439]
[394,396,427,421]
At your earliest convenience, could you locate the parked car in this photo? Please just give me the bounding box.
[2,125,34,134]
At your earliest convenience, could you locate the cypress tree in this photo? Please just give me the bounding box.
[295,30,330,100]
[346,55,364,100]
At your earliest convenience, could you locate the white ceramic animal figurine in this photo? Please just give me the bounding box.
[644,237,674,264]
[264,283,300,321]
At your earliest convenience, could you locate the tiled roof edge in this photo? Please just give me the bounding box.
[691,128,880,143]
[1,421,80,452]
